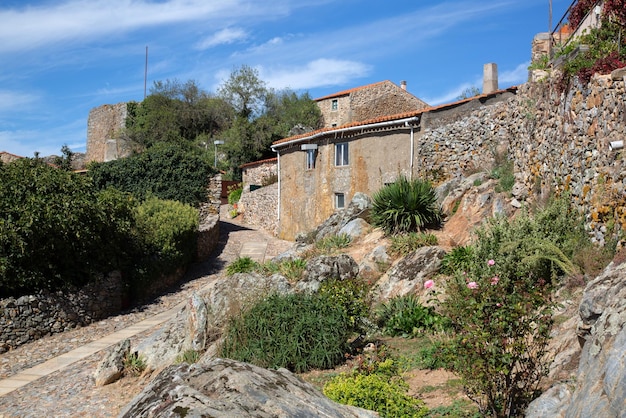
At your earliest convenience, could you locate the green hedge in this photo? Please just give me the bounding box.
[0,159,136,296]
[89,143,215,206]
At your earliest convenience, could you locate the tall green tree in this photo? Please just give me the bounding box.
[218,65,267,119]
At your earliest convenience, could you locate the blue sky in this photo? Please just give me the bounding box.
[0,0,572,157]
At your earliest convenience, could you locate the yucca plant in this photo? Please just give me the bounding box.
[371,176,442,235]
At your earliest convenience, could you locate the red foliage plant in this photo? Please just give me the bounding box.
[568,0,600,29]
[577,51,626,85]
[603,0,626,26]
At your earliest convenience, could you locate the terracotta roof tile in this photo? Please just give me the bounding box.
[240,157,278,169]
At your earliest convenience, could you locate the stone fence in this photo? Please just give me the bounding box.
[240,183,279,235]
[0,272,123,353]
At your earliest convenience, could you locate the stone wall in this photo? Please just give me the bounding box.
[241,159,277,191]
[85,103,130,163]
[240,183,279,235]
[197,175,222,261]
[0,272,123,353]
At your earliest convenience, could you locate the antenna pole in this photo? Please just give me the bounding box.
[144,46,148,100]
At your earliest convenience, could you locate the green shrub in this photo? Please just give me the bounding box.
[315,233,352,252]
[324,373,428,418]
[175,349,202,364]
[226,256,259,276]
[227,183,243,205]
[220,293,351,372]
[277,258,307,282]
[375,295,450,337]
[318,278,371,333]
[490,158,515,193]
[89,142,215,206]
[389,232,438,256]
[437,196,591,416]
[134,197,198,272]
[0,158,138,296]
[123,351,147,377]
[440,246,475,275]
[371,176,442,235]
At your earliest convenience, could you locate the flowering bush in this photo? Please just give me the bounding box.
[441,259,554,417]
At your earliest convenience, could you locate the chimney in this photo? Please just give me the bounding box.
[483,63,498,94]
[400,80,407,90]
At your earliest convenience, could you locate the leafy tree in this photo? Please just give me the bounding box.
[53,144,75,171]
[218,65,267,119]
[125,79,234,148]
[89,143,215,206]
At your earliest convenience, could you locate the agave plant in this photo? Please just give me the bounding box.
[371,176,442,235]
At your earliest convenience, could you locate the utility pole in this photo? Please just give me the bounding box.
[144,46,148,100]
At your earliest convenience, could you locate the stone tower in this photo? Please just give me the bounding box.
[85,102,131,163]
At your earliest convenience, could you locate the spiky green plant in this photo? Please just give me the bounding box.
[371,176,442,235]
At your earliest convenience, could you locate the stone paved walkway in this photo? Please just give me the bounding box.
[0,206,292,417]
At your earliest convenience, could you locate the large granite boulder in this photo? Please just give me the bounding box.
[296,254,359,293]
[526,260,626,417]
[119,357,378,417]
[299,192,372,243]
[371,246,446,303]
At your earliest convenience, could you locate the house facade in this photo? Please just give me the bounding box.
[315,80,429,128]
[271,88,517,240]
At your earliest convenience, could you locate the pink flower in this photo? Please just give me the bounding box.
[467,281,478,289]
[491,276,500,285]
[496,303,502,307]
[424,280,435,289]
[487,259,495,266]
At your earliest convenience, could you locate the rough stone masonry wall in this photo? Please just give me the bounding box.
[240,183,279,235]
[415,70,626,246]
[0,272,123,353]
[85,102,129,163]
[242,160,277,191]
[197,175,222,261]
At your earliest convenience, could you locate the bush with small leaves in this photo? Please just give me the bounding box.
[220,293,351,372]
[371,176,442,235]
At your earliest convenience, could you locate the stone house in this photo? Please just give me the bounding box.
[0,151,23,164]
[271,87,517,240]
[315,80,429,128]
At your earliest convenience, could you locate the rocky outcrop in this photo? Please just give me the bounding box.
[296,254,359,293]
[300,193,372,243]
[119,357,378,417]
[371,246,446,303]
[94,339,130,387]
[526,260,626,417]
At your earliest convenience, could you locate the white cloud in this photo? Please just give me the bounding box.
[500,61,530,85]
[0,0,265,53]
[196,27,248,50]
[0,90,38,113]
[260,59,372,91]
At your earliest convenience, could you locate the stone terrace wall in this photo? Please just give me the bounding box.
[0,272,123,353]
[414,69,626,246]
[240,183,279,235]
[197,175,222,261]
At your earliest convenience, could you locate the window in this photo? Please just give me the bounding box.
[335,142,349,166]
[305,149,316,170]
[331,99,338,110]
[335,193,345,209]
